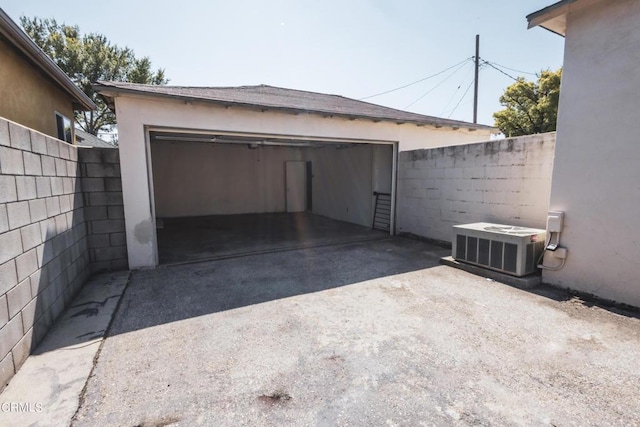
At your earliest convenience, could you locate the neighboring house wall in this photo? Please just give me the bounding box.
[397,133,555,243]
[0,117,126,389]
[542,0,640,306]
[114,95,493,268]
[0,38,75,139]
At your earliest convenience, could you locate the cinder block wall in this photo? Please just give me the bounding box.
[79,148,127,273]
[396,133,556,244]
[0,117,127,389]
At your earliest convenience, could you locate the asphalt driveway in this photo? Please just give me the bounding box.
[72,237,640,426]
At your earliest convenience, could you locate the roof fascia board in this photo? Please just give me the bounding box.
[94,83,497,132]
[0,8,96,111]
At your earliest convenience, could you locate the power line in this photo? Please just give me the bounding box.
[403,59,473,109]
[439,65,475,116]
[483,60,537,76]
[447,79,475,118]
[359,57,472,100]
[481,60,521,82]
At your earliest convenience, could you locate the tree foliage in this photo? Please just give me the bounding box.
[20,17,168,136]
[493,68,562,137]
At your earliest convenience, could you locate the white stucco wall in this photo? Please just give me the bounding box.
[113,94,492,268]
[542,0,640,307]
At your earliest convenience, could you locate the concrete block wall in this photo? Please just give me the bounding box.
[79,148,128,273]
[396,132,556,244]
[0,117,90,389]
[0,118,127,390]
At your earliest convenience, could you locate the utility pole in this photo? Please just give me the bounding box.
[473,34,479,124]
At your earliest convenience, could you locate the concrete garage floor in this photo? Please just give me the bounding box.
[157,213,389,265]
[71,237,640,426]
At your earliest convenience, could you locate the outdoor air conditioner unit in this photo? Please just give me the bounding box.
[452,222,546,277]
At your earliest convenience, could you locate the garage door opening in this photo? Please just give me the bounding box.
[148,130,396,265]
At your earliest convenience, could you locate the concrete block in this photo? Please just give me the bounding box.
[0,295,7,329]
[28,199,47,223]
[89,192,123,206]
[86,163,120,178]
[0,353,14,389]
[30,266,48,298]
[107,205,124,219]
[0,314,23,359]
[55,158,66,177]
[110,232,126,246]
[0,176,17,203]
[36,243,54,270]
[66,160,78,177]
[0,119,9,147]
[39,218,56,243]
[45,196,61,217]
[7,201,30,229]
[46,137,60,158]
[23,152,42,176]
[7,278,31,319]
[50,177,64,196]
[11,327,33,371]
[62,177,74,194]
[91,219,125,235]
[35,177,52,198]
[105,178,122,192]
[51,295,64,321]
[47,257,62,283]
[0,259,17,296]
[0,146,24,175]
[15,249,38,282]
[54,215,68,235]
[41,155,56,176]
[112,259,128,271]
[21,298,37,336]
[59,195,71,213]
[88,234,110,248]
[30,131,47,155]
[20,223,42,252]
[68,146,78,162]
[58,142,70,160]
[16,176,37,201]
[0,204,7,233]
[81,177,105,192]
[85,206,108,220]
[102,148,120,164]
[8,122,31,151]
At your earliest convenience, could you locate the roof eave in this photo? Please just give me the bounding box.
[93,83,497,132]
[0,8,97,111]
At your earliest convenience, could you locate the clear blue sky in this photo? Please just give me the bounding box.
[2,1,563,126]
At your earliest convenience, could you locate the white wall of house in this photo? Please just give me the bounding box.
[542,0,640,307]
[114,94,492,268]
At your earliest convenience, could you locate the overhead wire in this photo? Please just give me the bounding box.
[483,60,537,76]
[403,59,473,109]
[447,79,475,118]
[359,57,472,100]
[440,63,476,116]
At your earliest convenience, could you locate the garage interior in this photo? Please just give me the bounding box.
[149,130,395,265]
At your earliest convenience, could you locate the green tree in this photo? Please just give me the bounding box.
[20,17,168,136]
[493,68,562,137]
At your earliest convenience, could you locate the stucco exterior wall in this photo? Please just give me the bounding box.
[0,38,75,139]
[114,94,492,268]
[542,0,640,307]
[397,133,555,244]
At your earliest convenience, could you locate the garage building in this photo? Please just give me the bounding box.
[95,82,495,268]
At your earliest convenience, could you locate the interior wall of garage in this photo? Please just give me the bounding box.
[304,144,374,227]
[151,142,304,217]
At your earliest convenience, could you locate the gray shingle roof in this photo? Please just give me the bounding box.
[94,81,496,131]
[75,128,116,148]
